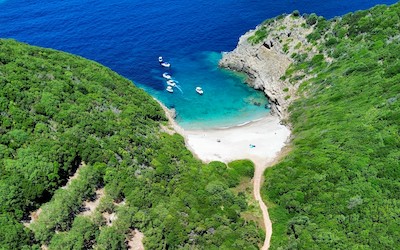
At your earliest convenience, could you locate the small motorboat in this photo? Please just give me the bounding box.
[161,62,171,68]
[195,87,203,95]
[167,80,176,87]
[158,56,163,63]
[162,72,172,79]
[166,86,173,93]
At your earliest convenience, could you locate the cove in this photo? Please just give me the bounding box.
[139,51,270,129]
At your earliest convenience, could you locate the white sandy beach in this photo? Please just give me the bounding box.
[158,99,290,165]
[184,115,290,164]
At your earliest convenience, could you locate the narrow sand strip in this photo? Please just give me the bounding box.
[158,100,290,249]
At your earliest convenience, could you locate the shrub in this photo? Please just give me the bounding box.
[292,10,300,17]
[248,26,269,44]
[306,13,318,26]
[228,160,255,178]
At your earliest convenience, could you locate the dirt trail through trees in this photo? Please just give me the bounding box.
[253,158,272,250]
[253,147,290,249]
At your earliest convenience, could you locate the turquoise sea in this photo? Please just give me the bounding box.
[0,0,397,128]
[143,51,270,129]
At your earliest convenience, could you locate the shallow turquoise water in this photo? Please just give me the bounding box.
[138,52,270,129]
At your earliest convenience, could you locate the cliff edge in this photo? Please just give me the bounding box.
[219,14,317,121]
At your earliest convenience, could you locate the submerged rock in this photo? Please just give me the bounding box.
[170,108,177,119]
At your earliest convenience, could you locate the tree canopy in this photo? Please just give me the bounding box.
[0,39,262,249]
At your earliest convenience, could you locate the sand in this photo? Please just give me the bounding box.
[184,115,290,164]
[157,99,290,164]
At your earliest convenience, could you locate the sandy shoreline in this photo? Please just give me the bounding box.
[157,99,290,165]
[185,115,290,164]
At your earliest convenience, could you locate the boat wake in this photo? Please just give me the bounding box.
[175,85,183,93]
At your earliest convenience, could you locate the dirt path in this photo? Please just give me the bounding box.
[23,162,86,228]
[253,159,273,250]
[253,146,291,249]
[127,229,145,250]
[81,188,105,216]
[61,161,85,189]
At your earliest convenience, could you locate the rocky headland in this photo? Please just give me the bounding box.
[219,14,317,121]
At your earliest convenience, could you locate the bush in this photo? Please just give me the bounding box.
[306,13,318,26]
[292,10,300,17]
[228,160,255,178]
[248,26,269,45]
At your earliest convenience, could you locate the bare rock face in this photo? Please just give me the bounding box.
[219,15,316,121]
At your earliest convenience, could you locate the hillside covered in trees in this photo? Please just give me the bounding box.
[262,2,400,249]
[0,39,263,249]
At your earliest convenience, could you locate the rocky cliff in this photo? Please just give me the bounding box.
[219,14,317,121]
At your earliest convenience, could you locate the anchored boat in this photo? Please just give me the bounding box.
[195,87,203,95]
[167,80,177,87]
[162,72,172,79]
[161,62,171,68]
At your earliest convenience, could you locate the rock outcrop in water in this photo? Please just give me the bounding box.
[219,14,317,121]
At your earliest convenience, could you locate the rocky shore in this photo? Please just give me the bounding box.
[219,14,316,121]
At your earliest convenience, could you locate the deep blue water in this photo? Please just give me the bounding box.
[0,0,397,128]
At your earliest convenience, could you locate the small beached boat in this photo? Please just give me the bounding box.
[195,87,203,95]
[158,56,163,63]
[167,80,176,87]
[166,86,173,93]
[161,62,171,68]
[162,72,172,79]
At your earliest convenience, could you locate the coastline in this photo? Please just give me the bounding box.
[219,14,315,121]
[156,98,290,164]
[184,115,290,164]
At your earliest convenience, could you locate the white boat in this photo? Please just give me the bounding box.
[166,86,173,93]
[167,80,176,87]
[162,72,172,79]
[158,56,163,63]
[161,62,171,68]
[195,87,203,95]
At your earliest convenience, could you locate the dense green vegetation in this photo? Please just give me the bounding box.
[248,26,269,45]
[0,39,263,249]
[263,3,400,249]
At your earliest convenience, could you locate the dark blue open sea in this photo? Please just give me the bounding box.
[0,0,397,128]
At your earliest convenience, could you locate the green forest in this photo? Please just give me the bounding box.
[1,2,400,250]
[0,39,263,249]
[262,2,400,249]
